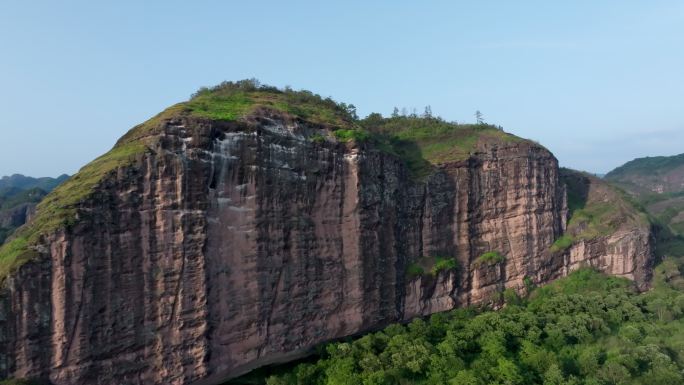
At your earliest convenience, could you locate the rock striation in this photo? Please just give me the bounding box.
[0,85,655,385]
[555,170,654,288]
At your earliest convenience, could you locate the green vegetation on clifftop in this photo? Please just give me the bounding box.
[0,80,362,282]
[360,114,525,179]
[0,141,146,281]
[0,80,539,282]
[187,79,358,127]
[558,169,650,250]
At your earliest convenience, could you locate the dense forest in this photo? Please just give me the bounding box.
[231,257,684,385]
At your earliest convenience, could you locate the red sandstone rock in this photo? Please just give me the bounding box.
[0,113,653,385]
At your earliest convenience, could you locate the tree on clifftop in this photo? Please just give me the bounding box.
[475,110,484,124]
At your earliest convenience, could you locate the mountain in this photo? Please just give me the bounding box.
[0,174,69,193]
[0,175,69,245]
[605,153,684,195]
[0,80,655,385]
[557,168,652,276]
[606,153,684,239]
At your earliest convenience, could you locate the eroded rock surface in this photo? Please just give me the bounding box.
[0,112,654,385]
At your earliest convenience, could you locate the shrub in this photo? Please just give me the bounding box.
[432,257,457,274]
[523,276,536,292]
[333,129,370,143]
[550,235,574,253]
[406,257,457,279]
[474,251,505,266]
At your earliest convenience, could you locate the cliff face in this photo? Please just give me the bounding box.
[562,229,653,284]
[554,170,654,289]
[0,90,655,385]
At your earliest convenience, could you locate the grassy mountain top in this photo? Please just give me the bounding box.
[359,114,526,178]
[188,80,357,127]
[117,80,529,173]
[0,80,537,282]
[117,79,530,178]
[0,79,360,281]
[117,79,359,145]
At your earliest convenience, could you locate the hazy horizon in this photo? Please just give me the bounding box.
[2,1,684,176]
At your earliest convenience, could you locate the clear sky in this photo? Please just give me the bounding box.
[2,0,684,177]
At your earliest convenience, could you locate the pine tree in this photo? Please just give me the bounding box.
[475,110,484,124]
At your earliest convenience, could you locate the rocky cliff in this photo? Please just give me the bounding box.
[548,170,654,289]
[0,82,655,385]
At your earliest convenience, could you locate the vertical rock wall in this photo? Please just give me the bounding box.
[0,115,652,385]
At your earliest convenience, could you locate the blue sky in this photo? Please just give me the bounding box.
[2,1,684,176]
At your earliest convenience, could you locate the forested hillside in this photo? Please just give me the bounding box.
[234,264,684,385]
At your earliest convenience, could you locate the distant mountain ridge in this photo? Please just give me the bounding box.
[0,174,69,244]
[606,153,684,195]
[606,153,684,248]
[607,153,684,176]
[0,173,70,192]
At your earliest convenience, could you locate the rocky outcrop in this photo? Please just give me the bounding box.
[0,107,654,385]
[553,169,654,288]
[563,228,653,285]
[0,203,35,230]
